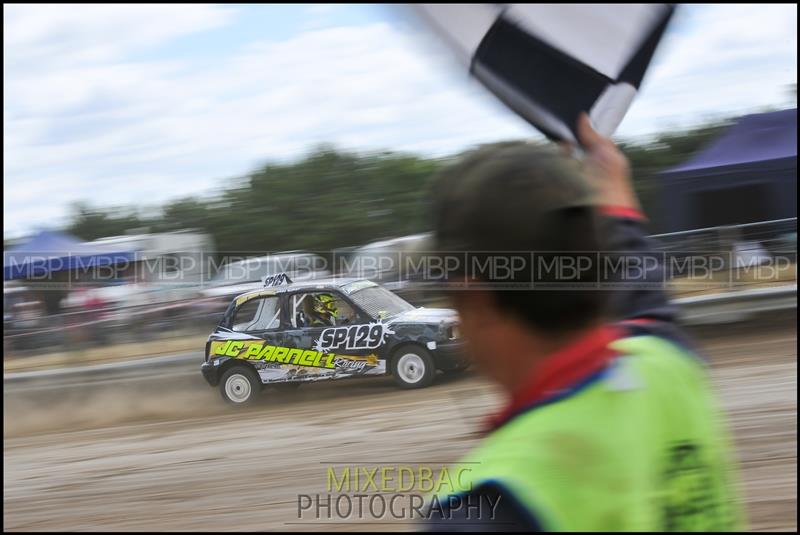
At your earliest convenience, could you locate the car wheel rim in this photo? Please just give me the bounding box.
[225,373,252,403]
[397,353,425,384]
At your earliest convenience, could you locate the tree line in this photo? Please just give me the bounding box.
[63,118,739,253]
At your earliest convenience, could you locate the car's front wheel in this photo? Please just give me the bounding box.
[392,346,435,389]
[220,366,261,405]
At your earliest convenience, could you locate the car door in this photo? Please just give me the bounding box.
[277,289,390,378]
[215,294,284,358]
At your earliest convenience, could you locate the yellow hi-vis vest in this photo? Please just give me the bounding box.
[440,335,745,531]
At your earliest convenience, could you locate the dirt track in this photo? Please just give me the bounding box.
[3,313,797,531]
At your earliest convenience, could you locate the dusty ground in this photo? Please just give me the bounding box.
[3,313,797,531]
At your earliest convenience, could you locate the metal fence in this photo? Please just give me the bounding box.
[4,218,797,358]
[650,217,797,257]
[649,217,797,297]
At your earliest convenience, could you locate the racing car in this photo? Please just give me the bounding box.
[200,274,468,404]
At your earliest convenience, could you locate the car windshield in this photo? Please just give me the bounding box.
[348,286,414,319]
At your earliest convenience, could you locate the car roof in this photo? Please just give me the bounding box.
[225,253,318,266]
[231,277,372,302]
[355,232,432,251]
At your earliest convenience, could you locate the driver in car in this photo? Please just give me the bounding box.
[313,294,339,326]
[296,294,339,327]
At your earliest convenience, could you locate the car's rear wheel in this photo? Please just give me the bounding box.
[392,346,435,389]
[220,366,261,405]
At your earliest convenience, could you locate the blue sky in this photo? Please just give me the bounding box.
[4,4,797,239]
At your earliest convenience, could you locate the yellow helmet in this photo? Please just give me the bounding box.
[314,294,338,316]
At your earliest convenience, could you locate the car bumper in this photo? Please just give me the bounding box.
[430,340,469,371]
[201,361,221,386]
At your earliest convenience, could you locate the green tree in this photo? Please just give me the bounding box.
[60,113,758,252]
[66,202,146,241]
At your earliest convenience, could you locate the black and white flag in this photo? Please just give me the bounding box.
[412,4,675,142]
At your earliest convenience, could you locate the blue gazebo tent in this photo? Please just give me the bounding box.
[657,108,797,233]
[3,230,135,281]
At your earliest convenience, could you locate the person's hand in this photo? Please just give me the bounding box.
[564,113,641,212]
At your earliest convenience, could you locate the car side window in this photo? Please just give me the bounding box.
[232,296,281,332]
[290,291,358,329]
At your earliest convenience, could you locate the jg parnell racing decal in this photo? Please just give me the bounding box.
[211,340,379,372]
[313,321,395,352]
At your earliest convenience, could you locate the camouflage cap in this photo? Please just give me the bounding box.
[431,142,598,254]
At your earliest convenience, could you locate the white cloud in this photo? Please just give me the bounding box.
[622,4,797,136]
[3,4,797,238]
[3,4,236,70]
[3,16,532,237]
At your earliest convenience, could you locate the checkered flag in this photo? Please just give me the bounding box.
[412,4,675,142]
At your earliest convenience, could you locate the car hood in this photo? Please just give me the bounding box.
[388,307,458,325]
